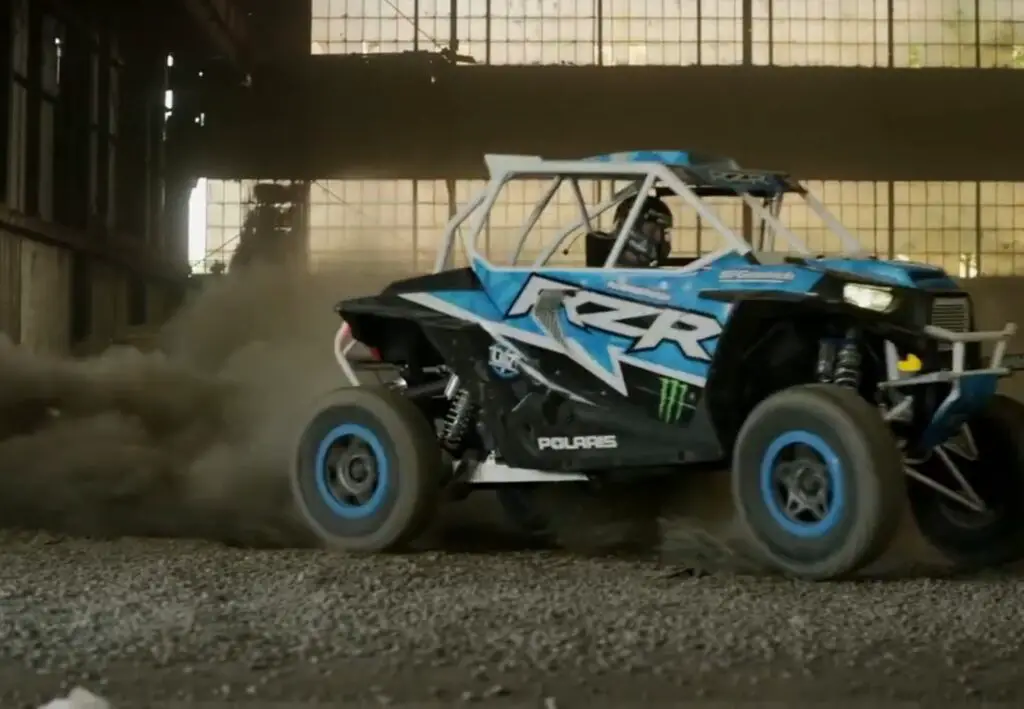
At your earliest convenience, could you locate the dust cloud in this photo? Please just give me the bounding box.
[0,255,946,570]
[0,264,397,547]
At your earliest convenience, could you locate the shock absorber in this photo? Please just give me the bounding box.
[833,328,862,389]
[816,339,837,383]
[441,375,475,446]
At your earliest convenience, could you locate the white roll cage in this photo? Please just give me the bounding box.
[336,153,875,385]
[434,153,868,272]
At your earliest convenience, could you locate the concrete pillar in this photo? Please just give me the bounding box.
[18,239,70,353]
[0,228,22,343]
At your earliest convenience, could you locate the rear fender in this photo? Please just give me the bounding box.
[336,296,437,367]
[336,268,485,367]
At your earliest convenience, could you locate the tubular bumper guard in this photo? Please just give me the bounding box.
[334,321,362,386]
[879,322,1018,450]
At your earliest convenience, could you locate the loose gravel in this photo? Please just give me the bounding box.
[2,528,1024,707]
[2,268,1023,706]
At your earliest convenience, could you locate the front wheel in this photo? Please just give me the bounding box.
[731,384,904,580]
[908,394,1024,571]
[290,386,444,552]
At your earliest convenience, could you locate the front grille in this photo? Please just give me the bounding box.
[930,296,971,333]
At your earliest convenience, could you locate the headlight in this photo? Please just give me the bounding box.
[843,283,894,312]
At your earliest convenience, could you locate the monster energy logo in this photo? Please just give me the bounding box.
[658,377,697,423]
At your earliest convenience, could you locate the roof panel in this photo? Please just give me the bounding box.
[582,150,739,168]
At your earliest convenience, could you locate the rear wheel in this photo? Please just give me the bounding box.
[290,387,443,552]
[909,394,1024,570]
[732,384,904,580]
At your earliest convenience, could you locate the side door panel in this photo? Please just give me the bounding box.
[400,262,737,466]
[469,263,733,463]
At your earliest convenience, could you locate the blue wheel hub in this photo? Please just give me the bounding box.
[759,431,845,538]
[315,424,390,520]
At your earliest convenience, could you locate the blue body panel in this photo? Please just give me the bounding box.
[918,374,1000,451]
[583,150,702,166]
[402,245,993,454]
[450,253,828,383]
[811,258,959,290]
[421,252,971,389]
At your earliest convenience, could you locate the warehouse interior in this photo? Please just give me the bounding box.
[3,0,1024,354]
[4,4,1024,703]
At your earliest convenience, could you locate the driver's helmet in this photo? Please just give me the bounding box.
[611,195,673,266]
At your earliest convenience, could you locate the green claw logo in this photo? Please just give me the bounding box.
[658,377,693,423]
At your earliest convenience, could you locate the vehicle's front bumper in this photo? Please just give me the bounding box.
[880,323,1017,450]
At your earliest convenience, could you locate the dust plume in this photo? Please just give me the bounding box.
[0,263,400,547]
[0,257,955,572]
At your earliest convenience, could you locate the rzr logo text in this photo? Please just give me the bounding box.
[507,276,722,362]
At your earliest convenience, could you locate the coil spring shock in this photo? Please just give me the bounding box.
[816,339,837,383]
[833,328,862,389]
[441,376,475,446]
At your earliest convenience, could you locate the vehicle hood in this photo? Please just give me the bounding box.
[809,258,960,290]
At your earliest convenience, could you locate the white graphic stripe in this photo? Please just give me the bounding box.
[400,291,709,391]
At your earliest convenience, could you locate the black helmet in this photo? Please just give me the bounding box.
[611,195,673,266]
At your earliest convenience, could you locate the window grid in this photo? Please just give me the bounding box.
[309,0,1024,68]
[980,182,1024,274]
[600,0,700,66]
[203,178,254,272]
[307,180,417,277]
[309,0,450,55]
[784,181,889,255]
[979,0,1024,68]
[891,0,978,68]
[752,0,890,67]
[200,179,1024,278]
[893,181,978,276]
[454,1,491,65]
[601,0,743,65]
[201,179,305,274]
[476,0,599,66]
[416,180,455,270]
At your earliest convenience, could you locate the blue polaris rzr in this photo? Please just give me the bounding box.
[290,150,1024,580]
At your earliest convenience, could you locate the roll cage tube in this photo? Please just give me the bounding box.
[508,175,601,265]
[538,180,642,265]
[755,195,783,251]
[460,158,755,271]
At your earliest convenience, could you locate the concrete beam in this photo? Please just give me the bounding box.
[178,0,248,66]
[178,62,1024,181]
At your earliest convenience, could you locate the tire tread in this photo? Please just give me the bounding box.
[290,386,444,552]
[731,383,904,580]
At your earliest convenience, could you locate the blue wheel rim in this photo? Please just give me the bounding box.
[759,430,845,538]
[314,424,390,520]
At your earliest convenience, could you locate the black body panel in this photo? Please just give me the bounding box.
[418,321,725,471]
[335,269,484,364]
[381,268,482,295]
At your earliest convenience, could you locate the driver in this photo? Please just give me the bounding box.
[606,195,674,267]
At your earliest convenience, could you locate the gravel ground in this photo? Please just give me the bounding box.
[2,522,1024,708]
[2,269,1023,707]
